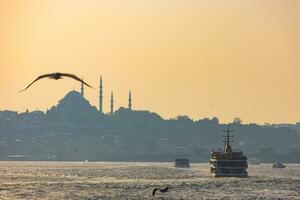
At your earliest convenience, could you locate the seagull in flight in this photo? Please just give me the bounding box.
[19,72,93,92]
[152,186,170,196]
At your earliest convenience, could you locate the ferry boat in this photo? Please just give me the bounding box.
[210,126,248,177]
[174,158,191,168]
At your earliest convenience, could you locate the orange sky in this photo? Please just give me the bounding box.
[0,0,299,124]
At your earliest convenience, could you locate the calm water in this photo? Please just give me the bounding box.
[0,161,299,199]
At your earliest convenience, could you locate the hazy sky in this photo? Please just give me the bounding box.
[0,0,299,124]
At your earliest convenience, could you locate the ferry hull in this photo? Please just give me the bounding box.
[212,173,248,177]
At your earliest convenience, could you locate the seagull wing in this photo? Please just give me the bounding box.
[152,188,159,196]
[19,74,52,92]
[61,73,94,88]
[163,187,170,192]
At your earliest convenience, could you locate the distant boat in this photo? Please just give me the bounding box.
[174,158,190,168]
[7,155,30,161]
[85,159,88,163]
[272,162,285,168]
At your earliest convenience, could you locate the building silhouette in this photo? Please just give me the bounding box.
[1,81,300,163]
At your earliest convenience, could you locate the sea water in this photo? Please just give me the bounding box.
[0,161,299,199]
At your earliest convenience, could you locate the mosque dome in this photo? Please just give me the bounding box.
[46,90,100,122]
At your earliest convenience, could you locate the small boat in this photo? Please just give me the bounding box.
[7,155,30,161]
[174,158,190,168]
[272,162,285,168]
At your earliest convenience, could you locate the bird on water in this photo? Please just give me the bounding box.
[19,72,93,92]
[152,186,170,196]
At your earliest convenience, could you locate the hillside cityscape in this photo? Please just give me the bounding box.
[1,79,300,163]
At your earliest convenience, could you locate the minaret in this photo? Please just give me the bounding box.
[81,77,84,97]
[99,76,103,113]
[128,90,132,110]
[110,91,114,115]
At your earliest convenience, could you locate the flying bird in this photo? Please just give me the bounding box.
[19,72,93,92]
[152,187,170,196]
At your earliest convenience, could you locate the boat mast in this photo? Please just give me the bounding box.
[223,125,234,153]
